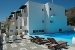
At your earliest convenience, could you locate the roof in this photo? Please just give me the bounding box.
[16,10,21,13]
[19,5,27,9]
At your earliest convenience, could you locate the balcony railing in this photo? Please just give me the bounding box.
[22,26,27,30]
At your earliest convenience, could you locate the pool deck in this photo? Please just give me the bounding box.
[1,39,75,50]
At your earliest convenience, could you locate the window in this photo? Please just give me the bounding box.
[42,30,44,32]
[65,10,67,16]
[33,30,38,33]
[42,9,44,11]
[20,14,22,17]
[26,30,28,33]
[25,30,28,33]
[50,8,51,10]
[20,26,22,29]
[10,30,13,32]
[24,9,26,13]
[39,30,42,32]
[59,29,62,32]
[42,20,44,23]
[16,13,21,18]
[16,16,18,20]
[50,20,53,23]
[36,30,38,32]
[25,30,26,32]
[33,30,44,33]
[33,30,36,33]
[16,26,18,29]
[39,30,44,32]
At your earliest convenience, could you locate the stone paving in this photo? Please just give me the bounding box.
[1,37,75,50]
[2,39,50,50]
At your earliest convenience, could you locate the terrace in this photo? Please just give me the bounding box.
[0,34,75,50]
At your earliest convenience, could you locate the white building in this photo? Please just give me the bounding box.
[6,1,75,35]
[1,21,5,29]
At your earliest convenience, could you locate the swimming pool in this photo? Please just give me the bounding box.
[29,31,75,45]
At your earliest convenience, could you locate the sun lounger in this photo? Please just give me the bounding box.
[29,36,36,42]
[46,38,68,50]
[47,38,68,46]
[46,43,63,50]
[29,36,48,44]
[34,38,49,45]
[35,36,44,39]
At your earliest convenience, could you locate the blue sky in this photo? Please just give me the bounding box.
[0,0,75,21]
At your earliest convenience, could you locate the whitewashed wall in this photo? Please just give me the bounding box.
[44,3,68,33]
[8,1,75,35]
[9,22,16,35]
[8,13,16,35]
[28,1,45,34]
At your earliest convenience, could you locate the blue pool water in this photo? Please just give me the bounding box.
[29,31,75,45]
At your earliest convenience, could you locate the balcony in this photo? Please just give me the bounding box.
[22,26,27,30]
[19,5,27,9]
[10,17,15,21]
[21,13,28,17]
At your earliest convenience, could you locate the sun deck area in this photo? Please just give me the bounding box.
[1,38,75,50]
[0,32,75,50]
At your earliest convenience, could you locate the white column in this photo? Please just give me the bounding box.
[22,18,25,35]
[22,18,24,26]
[18,16,20,35]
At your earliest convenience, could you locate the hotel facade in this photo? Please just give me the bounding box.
[5,1,75,35]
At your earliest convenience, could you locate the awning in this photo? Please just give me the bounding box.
[19,5,27,9]
[16,10,21,13]
[9,15,13,18]
[11,12,15,14]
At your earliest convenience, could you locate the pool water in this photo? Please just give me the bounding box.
[29,31,75,45]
